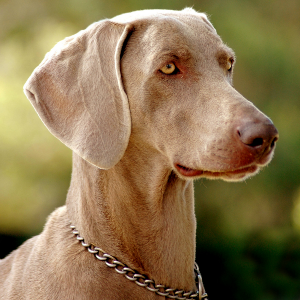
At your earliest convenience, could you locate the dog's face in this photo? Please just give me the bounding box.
[24,9,278,179]
[121,10,278,181]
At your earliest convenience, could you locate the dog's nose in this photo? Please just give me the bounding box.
[237,120,279,154]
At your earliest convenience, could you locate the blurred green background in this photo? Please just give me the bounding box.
[1,0,299,299]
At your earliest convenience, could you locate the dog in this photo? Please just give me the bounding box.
[0,8,278,299]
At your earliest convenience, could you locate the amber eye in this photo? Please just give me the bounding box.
[160,63,176,74]
[226,59,234,71]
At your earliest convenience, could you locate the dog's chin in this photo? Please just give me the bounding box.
[174,163,261,182]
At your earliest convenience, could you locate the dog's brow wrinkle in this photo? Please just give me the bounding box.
[159,47,191,60]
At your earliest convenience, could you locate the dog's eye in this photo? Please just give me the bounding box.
[226,58,234,72]
[160,63,176,75]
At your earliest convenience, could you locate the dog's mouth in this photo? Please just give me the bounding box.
[174,163,259,180]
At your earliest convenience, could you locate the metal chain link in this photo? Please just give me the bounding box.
[70,224,208,299]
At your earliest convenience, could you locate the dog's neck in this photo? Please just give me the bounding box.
[66,142,197,291]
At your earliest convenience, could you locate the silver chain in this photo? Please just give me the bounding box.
[70,224,208,299]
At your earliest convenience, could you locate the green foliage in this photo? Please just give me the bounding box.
[197,229,300,300]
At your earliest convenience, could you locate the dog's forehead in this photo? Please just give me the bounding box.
[114,9,224,55]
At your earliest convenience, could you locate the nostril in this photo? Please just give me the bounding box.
[248,137,264,148]
[237,128,264,148]
[270,136,278,149]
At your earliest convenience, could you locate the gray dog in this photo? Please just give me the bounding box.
[0,8,278,300]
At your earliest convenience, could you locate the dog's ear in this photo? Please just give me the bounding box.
[24,21,133,169]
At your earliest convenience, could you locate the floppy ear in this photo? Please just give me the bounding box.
[24,21,133,169]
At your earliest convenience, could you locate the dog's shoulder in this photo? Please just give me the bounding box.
[0,206,70,299]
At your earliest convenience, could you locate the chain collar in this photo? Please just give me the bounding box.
[70,224,208,299]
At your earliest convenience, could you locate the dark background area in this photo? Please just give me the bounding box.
[1,0,300,299]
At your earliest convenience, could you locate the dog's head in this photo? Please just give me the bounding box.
[24,8,278,182]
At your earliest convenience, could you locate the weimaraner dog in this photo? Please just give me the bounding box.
[0,8,278,299]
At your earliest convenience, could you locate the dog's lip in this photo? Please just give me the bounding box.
[174,164,204,177]
[174,163,258,178]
